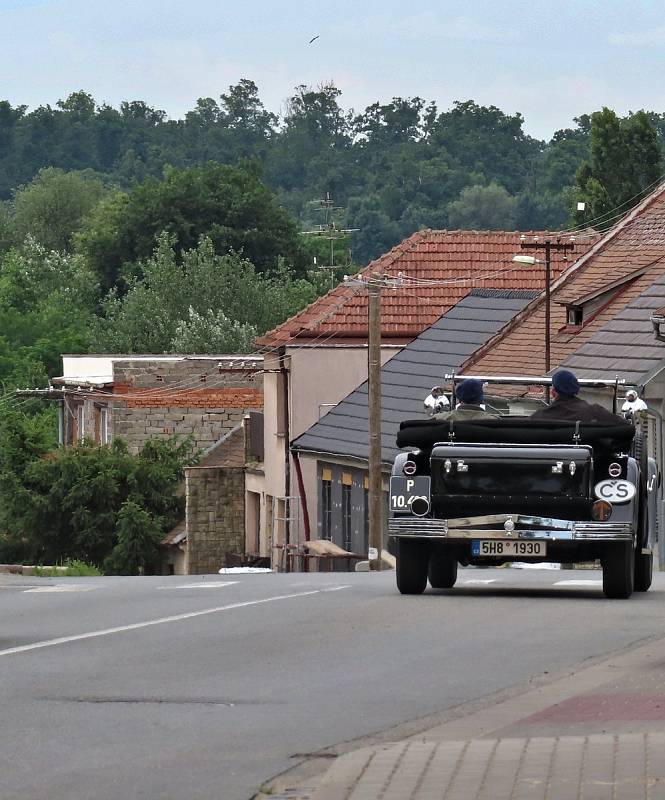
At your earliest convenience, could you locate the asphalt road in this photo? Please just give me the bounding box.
[2,567,665,800]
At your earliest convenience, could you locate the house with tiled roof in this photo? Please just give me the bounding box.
[250,230,598,564]
[289,289,538,553]
[461,183,665,396]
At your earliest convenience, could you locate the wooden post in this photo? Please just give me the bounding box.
[368,274,383,570]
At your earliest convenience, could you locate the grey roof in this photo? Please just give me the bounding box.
[292,289,537,464]
[563,273,665,385]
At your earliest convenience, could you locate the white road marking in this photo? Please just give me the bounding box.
[554,579,602,587]
[461,579,497,585]
[160,581,239,590]
[24,585,97,593]
[321,585,352,592]
[0,588,349,658]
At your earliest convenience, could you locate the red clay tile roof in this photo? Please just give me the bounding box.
[256,230,599,348]
[461,183,665,378]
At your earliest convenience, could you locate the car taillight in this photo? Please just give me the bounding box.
[403,460,417,476]
[411,497,430,516]
[591,500,613,521]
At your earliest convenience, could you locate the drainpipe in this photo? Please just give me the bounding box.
[292,450,311,541]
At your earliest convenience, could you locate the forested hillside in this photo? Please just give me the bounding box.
[2,81,664,263]
[0,80,663,386]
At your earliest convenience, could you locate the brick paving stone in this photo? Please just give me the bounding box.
[312,734,665,800]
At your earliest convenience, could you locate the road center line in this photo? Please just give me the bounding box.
[554,579,602,587]
[0,588,344,658]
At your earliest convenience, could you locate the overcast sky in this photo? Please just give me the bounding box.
[1,0,664,140]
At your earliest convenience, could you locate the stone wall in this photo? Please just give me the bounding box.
[185,466,246,574]
[111,358,263,453]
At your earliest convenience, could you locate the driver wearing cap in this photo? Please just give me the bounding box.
[530,369,623,423]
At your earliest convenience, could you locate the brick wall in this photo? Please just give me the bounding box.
[111,359,263,453]
[185,466,246,574]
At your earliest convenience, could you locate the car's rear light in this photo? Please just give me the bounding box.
[411,497,430,517]
[403,460,417,476]
[608,463,622,478]
[591,500,613,521]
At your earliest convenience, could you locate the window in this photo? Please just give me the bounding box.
[76,404,85,441]
[100,407,108,444]
[567,306,583,325]
[342,484,352,552]
[321,470,332,541]
[94,405,109,445]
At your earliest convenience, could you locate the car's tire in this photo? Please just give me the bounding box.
[602,542,635,599]
[634,550,653,592]
[428,549,458,589]
[396,538,429,595]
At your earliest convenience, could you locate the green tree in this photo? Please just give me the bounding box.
[106,501,164,574]
[76,162,306,288]
[11,167,106,252]
[0,427,195,571]
[447,183,517,229]
[0,239,97,387]
[90,234,317,353]
[574,108,662,228]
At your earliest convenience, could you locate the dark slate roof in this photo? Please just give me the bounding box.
[562,273,665,384]
[292,289,537,464]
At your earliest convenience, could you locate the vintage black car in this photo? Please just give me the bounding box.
[389,376,660,599]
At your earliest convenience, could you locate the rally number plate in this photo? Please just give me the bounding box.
[389,476,430,511]
[472,540,547,557]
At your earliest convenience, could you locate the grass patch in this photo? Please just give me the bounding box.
[35,560,103,577]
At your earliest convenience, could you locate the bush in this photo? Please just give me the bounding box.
[0,415,197,573]
[35,560,103,577]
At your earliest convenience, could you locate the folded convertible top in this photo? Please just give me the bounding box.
[396,417,635,450]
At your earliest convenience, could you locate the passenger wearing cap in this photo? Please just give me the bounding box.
[434,379,498,421]
[530,369,623,423]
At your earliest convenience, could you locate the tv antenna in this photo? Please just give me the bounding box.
[300,192,359,289]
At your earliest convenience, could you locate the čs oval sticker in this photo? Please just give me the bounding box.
[594,479,636,504]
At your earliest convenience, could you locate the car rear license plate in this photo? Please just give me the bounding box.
[389,476,430,510]
[472,540,546,557]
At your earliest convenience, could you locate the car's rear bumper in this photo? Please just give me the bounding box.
[388,513,634,541]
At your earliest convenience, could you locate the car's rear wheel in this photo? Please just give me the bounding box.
[602,542,635,599]
[634,550,653,592]
[428,548,458,588]
[396,539,429,595]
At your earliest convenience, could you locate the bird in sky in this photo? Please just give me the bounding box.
[308,35,320,44]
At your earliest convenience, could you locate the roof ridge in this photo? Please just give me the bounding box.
[469,288,540,299]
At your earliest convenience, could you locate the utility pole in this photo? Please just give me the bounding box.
[520,238,575,373]
[368,273,383,571]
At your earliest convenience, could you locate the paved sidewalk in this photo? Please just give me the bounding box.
[308,633,665,800]
[314,735,665,799]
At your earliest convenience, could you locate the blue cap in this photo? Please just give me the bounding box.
[552,369,580,396]
[456,379,484,405]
